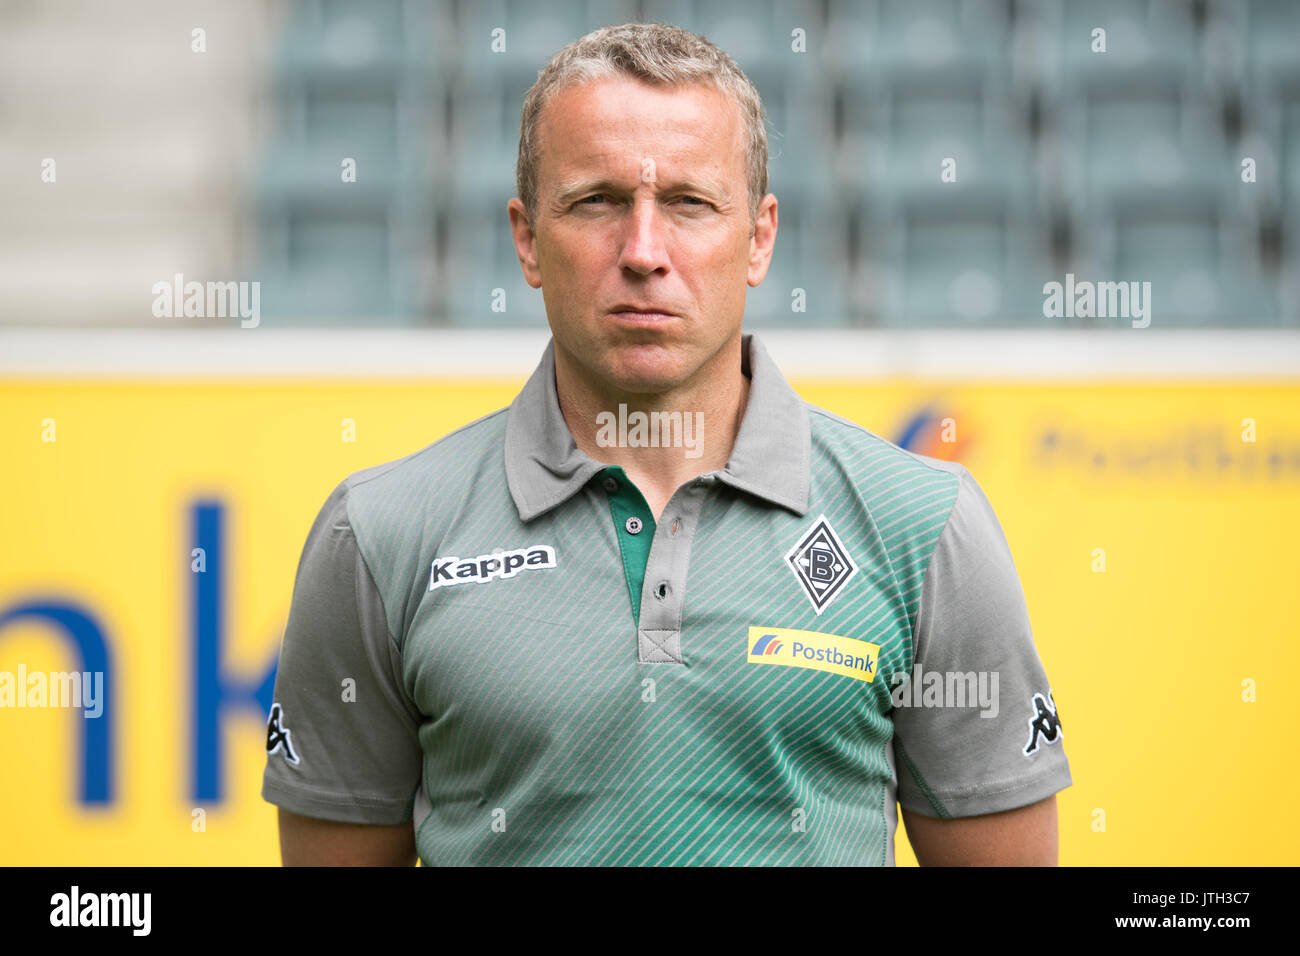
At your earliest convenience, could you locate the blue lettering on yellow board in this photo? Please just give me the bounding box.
[0,498,280,807]
[0,601,114,805]
[191,500,278,802]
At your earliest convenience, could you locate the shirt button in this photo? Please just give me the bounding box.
[602,476,618,493]
[625,516,643,534]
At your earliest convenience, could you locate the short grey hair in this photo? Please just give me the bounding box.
[516,22,769,224]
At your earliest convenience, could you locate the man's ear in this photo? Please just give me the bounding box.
[747,193,778,288]
[508,198,543,289]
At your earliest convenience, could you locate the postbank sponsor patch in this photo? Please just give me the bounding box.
[747,626,879,684]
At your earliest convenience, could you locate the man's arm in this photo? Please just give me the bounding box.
[901,794,1058,866]
[278,807,417,866]
[893,467,1072,847]
[262,481,426,864]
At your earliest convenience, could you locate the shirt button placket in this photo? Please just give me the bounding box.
[637,476,712,665]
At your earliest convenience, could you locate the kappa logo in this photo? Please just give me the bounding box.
[428,544,557,591]
[785,515,858,614]
[1023,690,1063,757]
[266,702,299,765]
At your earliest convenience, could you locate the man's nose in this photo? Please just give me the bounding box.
[617,198,669,276]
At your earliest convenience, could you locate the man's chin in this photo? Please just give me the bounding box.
[555,328,732,397]
[593,341,698,393]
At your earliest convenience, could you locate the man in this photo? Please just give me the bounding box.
[263,22,1071,866]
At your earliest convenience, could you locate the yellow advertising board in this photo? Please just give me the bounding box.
[2,378,1298,865]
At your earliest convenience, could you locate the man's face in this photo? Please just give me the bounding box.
[509,75,777,396]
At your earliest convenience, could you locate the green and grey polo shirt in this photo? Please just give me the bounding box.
[262,333,1072,866]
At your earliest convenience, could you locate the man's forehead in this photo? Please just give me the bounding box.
[537,76,744,178]
[545,74,737,126]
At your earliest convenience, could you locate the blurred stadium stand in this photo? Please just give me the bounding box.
[0,0,1296,329]
[0,0,281,326]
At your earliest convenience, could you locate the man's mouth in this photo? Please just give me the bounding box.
[607,305,680,323]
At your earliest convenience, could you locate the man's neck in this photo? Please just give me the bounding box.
[555,338,751,522]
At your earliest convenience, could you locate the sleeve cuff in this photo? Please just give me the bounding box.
[901,761,1073,819]
[262,776,415,826]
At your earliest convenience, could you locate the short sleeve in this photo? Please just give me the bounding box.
[892,468,1072,818]
[261,480,424,824]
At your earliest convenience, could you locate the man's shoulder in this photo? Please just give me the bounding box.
[805,402,969,487]
[305,407,512,637]
[802,402,974,578]
[339,406,510,505]
[310,406,511,557]
[804,403,1018,582]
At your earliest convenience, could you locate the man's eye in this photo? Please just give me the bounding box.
[676,196,709,207]
[579,194,608,205]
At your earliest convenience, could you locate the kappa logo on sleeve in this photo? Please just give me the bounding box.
[428,544,557,591]
[266,702,299,765]
[1023,690,1063,757]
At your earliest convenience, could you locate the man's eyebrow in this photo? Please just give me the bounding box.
[553,178,625,204]
[552,176,732,205]
[664,178,732,200]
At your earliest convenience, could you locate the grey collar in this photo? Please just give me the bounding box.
[504,333,811,522]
